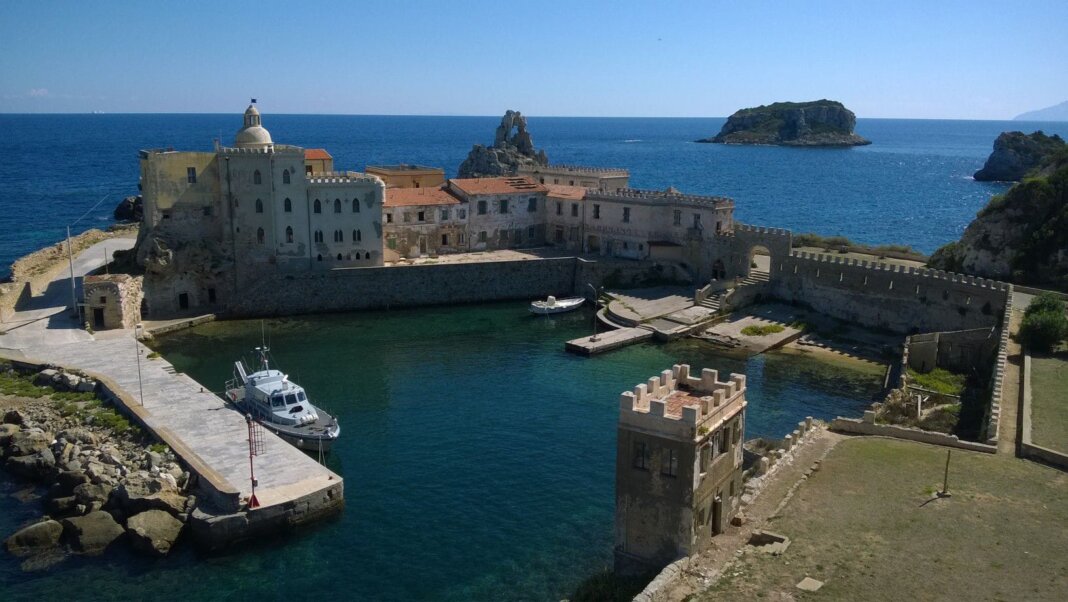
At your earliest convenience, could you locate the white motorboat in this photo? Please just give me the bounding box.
[225,347,340,454]
[529,295,585,315]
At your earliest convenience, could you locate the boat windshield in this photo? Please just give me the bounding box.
[285,393,298,406]
[298,391,307,402]
[271,395,285,408]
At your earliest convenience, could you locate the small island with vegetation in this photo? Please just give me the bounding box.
[973,130,1066,182]
[697,99,871,147]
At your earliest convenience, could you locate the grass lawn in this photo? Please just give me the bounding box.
[1030,354,1068,452]
[695,438,1068,601]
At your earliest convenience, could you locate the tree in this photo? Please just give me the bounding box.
[1019,294,1068,353]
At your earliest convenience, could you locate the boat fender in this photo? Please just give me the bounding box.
[228,391,237,401]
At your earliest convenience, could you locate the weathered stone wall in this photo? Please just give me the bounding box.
[905,328,997,375]
[227,257,582,316]
[770,251,1010,334]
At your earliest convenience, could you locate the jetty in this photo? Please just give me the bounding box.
[0,238,342,548]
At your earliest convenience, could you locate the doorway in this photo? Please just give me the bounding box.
[92,307,105,330]
[178,293,189,310]
[711,495,723,535]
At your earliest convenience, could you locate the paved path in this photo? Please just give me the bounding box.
[0,238,341,512]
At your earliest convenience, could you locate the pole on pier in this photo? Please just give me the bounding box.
[587,282,600,342]
[67,226,78,319]
[246,414,264,508]
[938,449,952,498]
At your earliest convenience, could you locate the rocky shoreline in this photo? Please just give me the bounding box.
[1,362,194,571]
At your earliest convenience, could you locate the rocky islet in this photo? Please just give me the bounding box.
[698,100,871,147]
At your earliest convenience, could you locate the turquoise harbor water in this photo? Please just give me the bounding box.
[1,303,882,600]
[3,113,1068,278]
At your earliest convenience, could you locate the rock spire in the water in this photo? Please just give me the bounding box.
[457,110,549,178]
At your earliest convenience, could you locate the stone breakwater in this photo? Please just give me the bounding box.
[1,363,194,570]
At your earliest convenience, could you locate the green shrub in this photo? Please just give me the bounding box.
[91,408,137,436]
[1019,309,1068,353]
[908,367,966,396]
[1025,292,1066,317]
[741,324,786,336]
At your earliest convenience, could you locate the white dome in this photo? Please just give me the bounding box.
[235,103,273,148]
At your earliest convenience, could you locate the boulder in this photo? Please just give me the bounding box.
[57,428,99,446]
[5,449,56,481]
[113,195,143,222]
[126,510,184,557]
[61,511,124,555]
[0,423,19,446]
[75,379,96,393]
[3,409,26,425]
[72,481,113,507]
[46,495,79,517]
[33,369,59,387]
[56,372,82,392]
[54,470,91,496]
[112,478,188,517]
[6,430,53,457]
[4,520,64,557]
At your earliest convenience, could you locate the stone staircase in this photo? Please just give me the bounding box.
[696,270,769,312]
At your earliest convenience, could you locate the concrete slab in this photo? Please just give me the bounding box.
[565,327,653,355]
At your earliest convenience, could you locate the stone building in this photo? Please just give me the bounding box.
[366,164,445,189]
[518,164,629,191]
[615,364,747,574]
[445,177,548,251]
[83,274,143,330]
[382,186,466,260]
[136,103,385,316]
[545,184,589,251]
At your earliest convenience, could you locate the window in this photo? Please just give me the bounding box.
[284,198,292,212]
[553,178,559,184]
[314,199,322,213]
[334,230,343,242]
[336,253,342,261]
[556,201,562,216]
[386,213,393,224]
[499,199,509,214]
[527,225,536,239]
[477,200,487,215]
[673,210,681,226]
[417,211,425,222]
[717,428,729,454]
[593,204,600,219]
[632,441,651,470]
[354,229,361,242]
[571,203,578,217]
[700,445,710,473]
[255,199,263,213]
[458,209,467,219]
[441,234,449,245]
[440,209,449,221]
[555,226,564,243]
[387,237,397,250]
[500,229,509,241]
[527,197,537,212]
[99,296,106,304]
[364,252,370,259]
[314,230,324,243]
[253,170,261,185]
[282,169,291,185]
[478,231,487,243]
[186,167,196,183]
[284,226,294,243]
[334,199,341,213]
[622,207,631,223]
[693,213,702,228]
[403,212,411,223]
[716,220,722,232]
[661,448,678,477]
[353,199,360,213]
[458,232,466,244]
[256,228,265,244]
[569,180,575,186]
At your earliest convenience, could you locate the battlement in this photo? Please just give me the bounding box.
[620,364,746,427]
[787,251,1011,291]
[306,171,385,186]
[719,222,792,238]
[520,164,630,176]
[588,188,733,209]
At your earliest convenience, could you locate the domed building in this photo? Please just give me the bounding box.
[136,102,386,316]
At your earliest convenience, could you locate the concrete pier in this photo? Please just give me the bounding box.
[565,326,653,355]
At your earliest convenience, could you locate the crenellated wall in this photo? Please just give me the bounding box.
[770,251,1010,333]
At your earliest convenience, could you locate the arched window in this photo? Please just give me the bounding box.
[255,199,263,213]
[352,199,360,213]
[333,230,343,242]
[314,199,321,213]
[314,230,323,243]
[336,253,342,261]
[256,227,265,244]
[317,254,322,262]
[364,252,370,259]
[253,170,261,185]
[334,199,341,213]
[354,229,361,242]
[285,226,293,243]
[282,169,291,185]
[284,198,292,213]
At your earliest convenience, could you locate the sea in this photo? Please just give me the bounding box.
[1,115,1067,600]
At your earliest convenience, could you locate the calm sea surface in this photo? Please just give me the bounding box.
[2,304,882,600]
[0,115,1066,599]
[2,113,1068,278]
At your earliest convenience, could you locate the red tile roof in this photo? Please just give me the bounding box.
[383,187,460,208]
[545,184,587,201]
[304,148,332,160]
[448,176,547,196]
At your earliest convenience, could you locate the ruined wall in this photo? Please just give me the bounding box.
[906,328,998,375]
[770,251,1010,334]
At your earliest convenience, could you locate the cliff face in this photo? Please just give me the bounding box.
[930,151,1068,290]
[973,131,1066,182]
[457,110,548,178]
[698,100,870,146]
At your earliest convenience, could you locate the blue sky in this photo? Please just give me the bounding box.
[1,0,1065,118]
